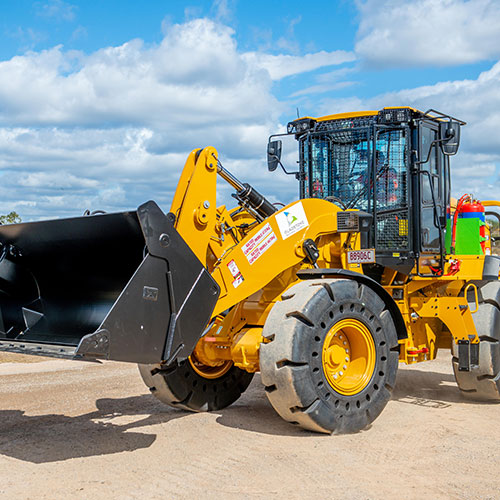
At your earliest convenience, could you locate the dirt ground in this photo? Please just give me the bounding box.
[0,351,498,500]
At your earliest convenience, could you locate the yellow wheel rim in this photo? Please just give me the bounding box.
[322,318,376,396]
[188,352,233,379]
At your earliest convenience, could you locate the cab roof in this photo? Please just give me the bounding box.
[294,106,422,123]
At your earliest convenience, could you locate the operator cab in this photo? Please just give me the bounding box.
[268,107,464,275]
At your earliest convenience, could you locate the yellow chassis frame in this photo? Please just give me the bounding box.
[169,147,498,373]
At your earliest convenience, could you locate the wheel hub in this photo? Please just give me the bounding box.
[188,352,233,379]
[326,343,348,369]
[322,318,376,395]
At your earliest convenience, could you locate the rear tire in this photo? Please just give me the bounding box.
[260,279,399,434]
[452,281,500,401]
[139,357,254,412]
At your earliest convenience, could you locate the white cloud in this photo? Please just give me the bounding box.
[316,61,500,200]
[0,20,279,130]
[70,26,87,41]
[3,12,497,224]
[19,171,99,188]
[35,0,77,22]
[355,0,500,67]
[287,66,361,99]
[242,50,356,80]
[290,81,356,98]
[211,0,234,23]
[367,61,500,156]
[5,26,47,53]
[0,18,346,220]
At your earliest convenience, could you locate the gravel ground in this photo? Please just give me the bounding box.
[0,351,499,500]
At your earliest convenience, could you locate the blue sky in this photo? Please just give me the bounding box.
[1,0,500,220]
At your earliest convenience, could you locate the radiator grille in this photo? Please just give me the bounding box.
[337,212,359,232]
[376,210,410,250]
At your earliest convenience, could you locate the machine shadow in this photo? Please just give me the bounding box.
[392,367,498,407]
[216,368,499,436]
[214,402,319,437]
[3,368,496,462]
[0,394,187,464]
[214,376,368,437]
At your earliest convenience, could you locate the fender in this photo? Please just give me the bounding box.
[296,268,407,341]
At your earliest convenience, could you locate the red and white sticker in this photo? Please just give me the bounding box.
[227,259,240,278]
[347,249,376,264]
[227,259,244,288]
[242,223,277,265]
[232,275,244,288]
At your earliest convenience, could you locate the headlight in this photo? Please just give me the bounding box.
[286,119,316,135]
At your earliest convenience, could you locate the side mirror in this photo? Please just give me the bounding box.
[439,120,461,155]
[267,140,282,172]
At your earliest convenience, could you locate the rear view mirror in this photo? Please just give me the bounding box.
[267,140,282,171]
[439,120,461,155]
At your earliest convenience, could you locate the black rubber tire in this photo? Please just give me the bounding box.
[452,281,500,401]
[138,359,254,412]
[260,278,399,434]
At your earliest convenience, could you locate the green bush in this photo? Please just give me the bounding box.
[0,211,21,225]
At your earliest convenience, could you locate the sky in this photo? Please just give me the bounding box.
[1,0,500,220]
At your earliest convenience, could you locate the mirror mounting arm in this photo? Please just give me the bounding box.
[267,138,300,177]
[270,154,300,177]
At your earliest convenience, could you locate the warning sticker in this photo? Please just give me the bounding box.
[227,259,241,278]
[232,275,244,288]
[242,223,277,265]
[227,259,244,288]
[275,202,309,240]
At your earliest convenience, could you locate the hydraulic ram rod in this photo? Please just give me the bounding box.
[217,162,277,220]
[216,162,245,191]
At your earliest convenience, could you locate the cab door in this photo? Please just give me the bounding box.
[418,121,444,253]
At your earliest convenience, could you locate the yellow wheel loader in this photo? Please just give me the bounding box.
[1,107,499,433]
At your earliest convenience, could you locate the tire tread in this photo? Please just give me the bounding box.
[453,280,500,401]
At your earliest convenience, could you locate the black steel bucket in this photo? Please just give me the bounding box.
[0,201,219,364]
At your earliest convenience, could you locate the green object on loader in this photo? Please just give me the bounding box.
[445,218,482,255]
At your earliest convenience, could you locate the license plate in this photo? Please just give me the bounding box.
[347,249,375,264]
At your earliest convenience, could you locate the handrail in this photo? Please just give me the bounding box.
[464,283,479,314]
[481,200,500,208]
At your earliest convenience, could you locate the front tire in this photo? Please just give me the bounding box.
[260,279,399,434]
[139,355,254,412]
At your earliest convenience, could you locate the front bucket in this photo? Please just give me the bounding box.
[0,201,220,364]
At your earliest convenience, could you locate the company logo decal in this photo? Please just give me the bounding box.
[276,202,309,240]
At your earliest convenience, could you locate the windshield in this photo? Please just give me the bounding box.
[302,128,407,212]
